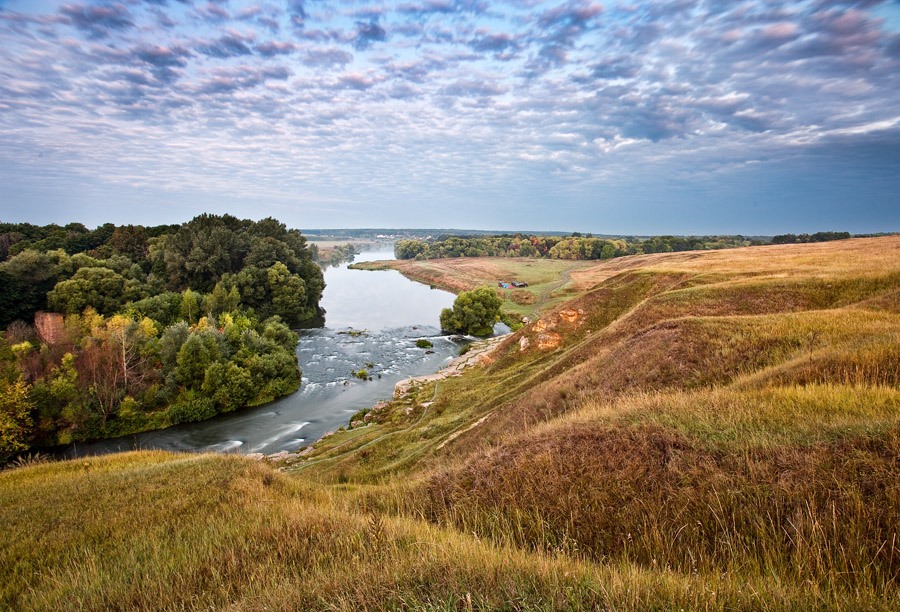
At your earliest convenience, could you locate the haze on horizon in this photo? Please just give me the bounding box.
[0,0,898,235]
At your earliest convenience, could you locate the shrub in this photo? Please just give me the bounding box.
[168,398,217,425]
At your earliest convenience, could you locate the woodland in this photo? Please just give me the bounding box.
[0,215,323,455]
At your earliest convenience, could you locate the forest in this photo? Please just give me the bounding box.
[0,215,323,458]
[393,232,853,260]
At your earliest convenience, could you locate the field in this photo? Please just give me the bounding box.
[352,256,594,319]
[2,236,899,610]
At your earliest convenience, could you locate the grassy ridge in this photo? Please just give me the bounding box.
[2,236,899,609]
[303,237,900,606]
[4,450,896,610]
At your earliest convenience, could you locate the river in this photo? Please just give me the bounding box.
[64,250,461,457]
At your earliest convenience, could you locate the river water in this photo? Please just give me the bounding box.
[66,250,460,457]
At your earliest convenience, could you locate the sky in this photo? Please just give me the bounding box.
[0,0,898,234]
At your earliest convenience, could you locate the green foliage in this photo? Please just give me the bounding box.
[394,233,775,261]
[178,289,202,324]
[205,282,240,316]
[124,292,183,327]
[0,215,322,329]
[158,214,323,323]
[168,396,217,425]
[202,362,255,412]
[0,249,71,322]
[440,287,502,337]
[0,213,316,449]
[267,262,309,324]
[175,332,222,390]
[108,224,149,261]
[416,339,434,349]
[0,379,33,461]
[773,231,852,244]
[47,267,142,315]
[262,319,299,352]
[314,242,359,266]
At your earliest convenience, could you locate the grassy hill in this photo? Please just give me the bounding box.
[2,236,898,610]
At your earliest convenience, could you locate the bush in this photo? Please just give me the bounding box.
[416,339,434,349]
[168,398,217,425]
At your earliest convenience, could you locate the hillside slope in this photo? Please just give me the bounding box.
[2,236,898,609]
[298,236,900,605]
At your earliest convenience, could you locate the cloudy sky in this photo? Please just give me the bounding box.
[0,0,898,234]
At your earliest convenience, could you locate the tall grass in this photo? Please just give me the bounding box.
[414,388,899,601]
[4,450,898,610]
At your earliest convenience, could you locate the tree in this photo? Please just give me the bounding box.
[175,332,222,390]
[202,361,254,412]
[0,249,71,324]
[162,214,247,290]
[395,240,427,259]
[440,286,503,337]
[108,225,149,261]
[47,267,132,315]
[179,289,202,324]
[205,282,240,316]
[0,379,33,460]
[267,262,309,325]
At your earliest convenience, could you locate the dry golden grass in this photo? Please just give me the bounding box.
[9,451,889,610]
[569,235,900,289]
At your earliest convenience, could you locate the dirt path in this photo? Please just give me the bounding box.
[534,267,577,317]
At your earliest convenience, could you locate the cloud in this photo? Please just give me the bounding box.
[469,31,518,55]
[287,0,307,29]
[58,3,134,38]
[194,65,291,95]
[397,1,486,17]
[304,47,353,67]
[256,40,297,56]
[2,0,899,234]
[196,32,255,57]
[195,3,231,23]
[536,0,603,46]
[354,21,386,49]
[441,79,505,98]
[587,57,638,80]
[332,73,380,90]
[150,8,178,28]
[135,44,192,68]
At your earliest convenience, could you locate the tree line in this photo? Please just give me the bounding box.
[771,232,851,244]
[394,234,770,260]
[394,232,854,261]
[0,214,324,459]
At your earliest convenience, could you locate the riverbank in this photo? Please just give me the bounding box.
[392,335,508,397]
[255,334,509,465]
[350,257,593,319]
